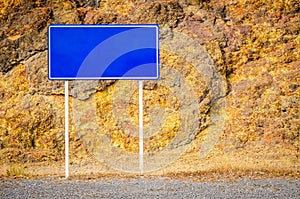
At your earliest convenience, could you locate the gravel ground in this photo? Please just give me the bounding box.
[0,178,299,199]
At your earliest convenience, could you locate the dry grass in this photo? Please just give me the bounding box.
[1,147,299,181]
[150,146,300,181]
[4,164,30,179]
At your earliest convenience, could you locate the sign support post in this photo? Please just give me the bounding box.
[139,80,144,175]
[65,81,69,179]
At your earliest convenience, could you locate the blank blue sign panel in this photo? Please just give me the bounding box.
[48,24,160,80]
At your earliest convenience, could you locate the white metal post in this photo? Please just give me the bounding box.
[65,81,69,178]
[139,80,144,175]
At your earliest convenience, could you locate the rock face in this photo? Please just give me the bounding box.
[0,0,299,172]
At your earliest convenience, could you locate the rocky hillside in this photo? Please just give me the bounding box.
[0,0,299,174]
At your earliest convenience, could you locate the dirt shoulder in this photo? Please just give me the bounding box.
[1,149,299,181]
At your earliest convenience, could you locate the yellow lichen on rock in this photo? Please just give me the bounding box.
[0,0,21,19]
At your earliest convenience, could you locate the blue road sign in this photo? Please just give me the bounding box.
[48,24,159,80]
